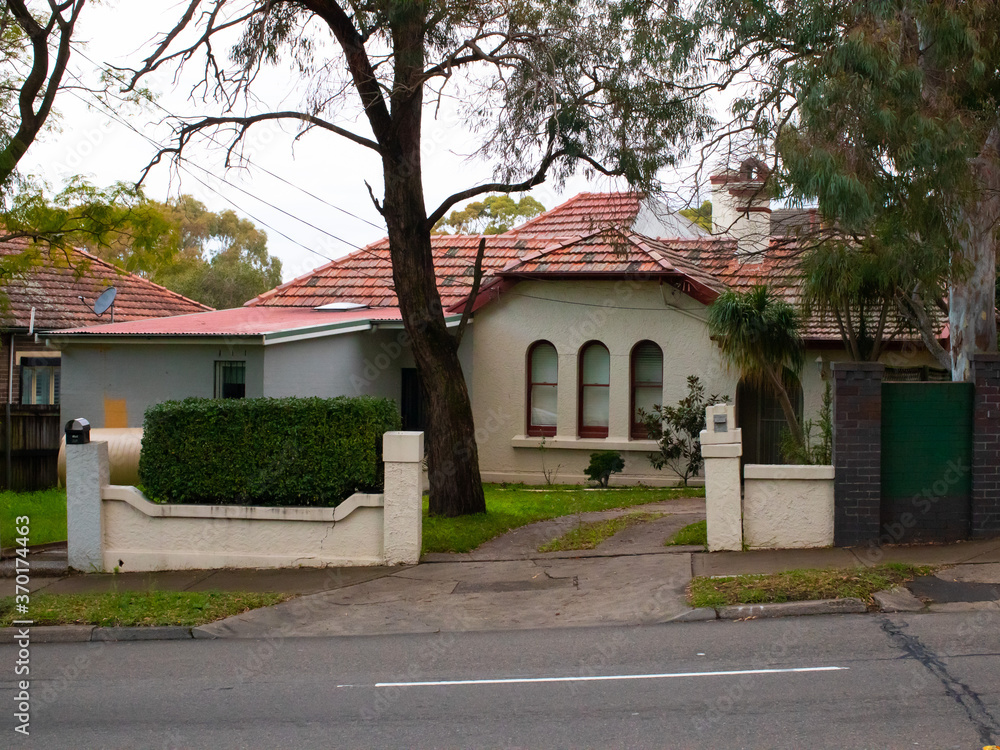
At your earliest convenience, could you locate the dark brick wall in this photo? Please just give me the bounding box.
[832,362,884,547]
[971,354,1000,539]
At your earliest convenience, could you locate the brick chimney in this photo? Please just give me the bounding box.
[710,158,772,262]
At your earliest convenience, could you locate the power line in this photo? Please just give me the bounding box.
[70,44,387,232]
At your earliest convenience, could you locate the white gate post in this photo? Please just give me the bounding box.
[382,431,424,565]
[701,404,743,552]
[66,441,109,572]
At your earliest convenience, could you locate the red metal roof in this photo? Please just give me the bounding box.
[0,239,211,331]
[53,306,405,337]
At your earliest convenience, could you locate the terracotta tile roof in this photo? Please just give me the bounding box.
[0,239,212,331]
[245,191,936,345]
[505,192,645,237]
[505,191,706,240]
[491,231,727,304]
[672,240,940,342]
[247,234,555,310]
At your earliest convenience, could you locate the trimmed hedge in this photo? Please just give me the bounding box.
[139,396,401,507]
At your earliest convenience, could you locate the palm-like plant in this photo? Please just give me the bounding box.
[708,285,806,449]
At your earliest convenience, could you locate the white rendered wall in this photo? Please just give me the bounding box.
[471,279,736,485]
[743,464,835,549]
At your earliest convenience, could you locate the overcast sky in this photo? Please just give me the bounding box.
[19,0,656,283]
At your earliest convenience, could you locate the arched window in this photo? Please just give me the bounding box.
[631,341,663,438]
[527,342,558,436]
[578,341,610,438]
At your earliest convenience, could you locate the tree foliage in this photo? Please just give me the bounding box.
[678,0,1000,380]
[433,194,545,235]
[82,194,283,310]
[128,0,711,516]
[640,375,727,486]
[679,200,712,232]
[707,286,806,448]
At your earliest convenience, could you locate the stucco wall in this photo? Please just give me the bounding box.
[470,279,737,485]
[101,486,386,570]
[60,343,264,428]
[743,464,835,549]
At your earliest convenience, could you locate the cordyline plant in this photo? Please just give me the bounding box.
[708,286,806,449]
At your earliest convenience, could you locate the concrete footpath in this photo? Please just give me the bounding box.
[4,499,1000,641]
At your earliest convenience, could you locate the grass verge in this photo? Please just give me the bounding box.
[537,512,665,553]
[0,488,67,548]
[687,563,935,609]
[0,590,289,628]
[665,519,707,548]
[423,484,704,554]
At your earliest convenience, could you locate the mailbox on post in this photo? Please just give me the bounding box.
[65,418,91,445]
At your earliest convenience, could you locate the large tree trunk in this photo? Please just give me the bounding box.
[949,126,1000,382]
[380,7,486,517]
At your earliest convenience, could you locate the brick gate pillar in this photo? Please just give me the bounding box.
[971,354,1000,539]
[832,362,884,547]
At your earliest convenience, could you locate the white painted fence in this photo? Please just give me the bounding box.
[66,432,424,572]
[701,405,834,551]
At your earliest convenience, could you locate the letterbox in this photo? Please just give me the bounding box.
[65,418,91,445]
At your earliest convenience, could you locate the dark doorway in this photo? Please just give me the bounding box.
[737,373,803,465]
[401,368,427,433]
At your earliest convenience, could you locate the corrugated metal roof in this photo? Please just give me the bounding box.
[54,306,404,337]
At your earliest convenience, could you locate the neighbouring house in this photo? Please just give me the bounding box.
[49,173,943,486]
[0,239,210,489]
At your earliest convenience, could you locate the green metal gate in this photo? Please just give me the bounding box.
[881,383,973,543]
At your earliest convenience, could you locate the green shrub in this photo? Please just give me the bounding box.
[139,396,401,507]
[585,450,625,488]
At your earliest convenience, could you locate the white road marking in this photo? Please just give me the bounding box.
[337,665,848,689]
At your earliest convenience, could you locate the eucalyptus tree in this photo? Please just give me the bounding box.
[126,0,710,516]
[708,286,806,449]
[677,0,1000,381]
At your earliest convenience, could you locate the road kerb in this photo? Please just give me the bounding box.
[717,598,868,620]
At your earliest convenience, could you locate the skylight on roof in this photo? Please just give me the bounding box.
[314,302,369,311]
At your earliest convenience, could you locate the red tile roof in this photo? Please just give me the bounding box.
[54,306,404,337]
[486,231,727,305]
[0,239,211,331]
[505,192,645,238]
[244,191,934,345]
[248,234,553,310]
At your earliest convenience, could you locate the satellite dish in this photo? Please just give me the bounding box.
[94,287,117,319]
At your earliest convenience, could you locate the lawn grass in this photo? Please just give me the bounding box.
[687,563,935,609]
[0,590,290,628]
[664,519,707,548]
[423,484,703,554]
[537,512,665,553]
[0,488,67,548]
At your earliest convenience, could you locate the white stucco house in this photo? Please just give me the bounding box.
[48,167,942,485]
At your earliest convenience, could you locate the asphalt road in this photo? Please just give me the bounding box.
[2,611,999,749]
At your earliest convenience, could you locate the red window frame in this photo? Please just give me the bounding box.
[578,341,610,438]
[630,341,663,439]
[526,341,558,437]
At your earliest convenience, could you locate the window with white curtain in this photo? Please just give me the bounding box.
[631,341,663,438]
[578,342,610,438]
[527,342,558,436]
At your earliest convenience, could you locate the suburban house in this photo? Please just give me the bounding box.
[0,239,210,489]
[48,168,942,485]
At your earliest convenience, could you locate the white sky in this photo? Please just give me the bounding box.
[19,0,649,283]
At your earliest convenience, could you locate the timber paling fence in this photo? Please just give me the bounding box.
[1,404,60,491]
